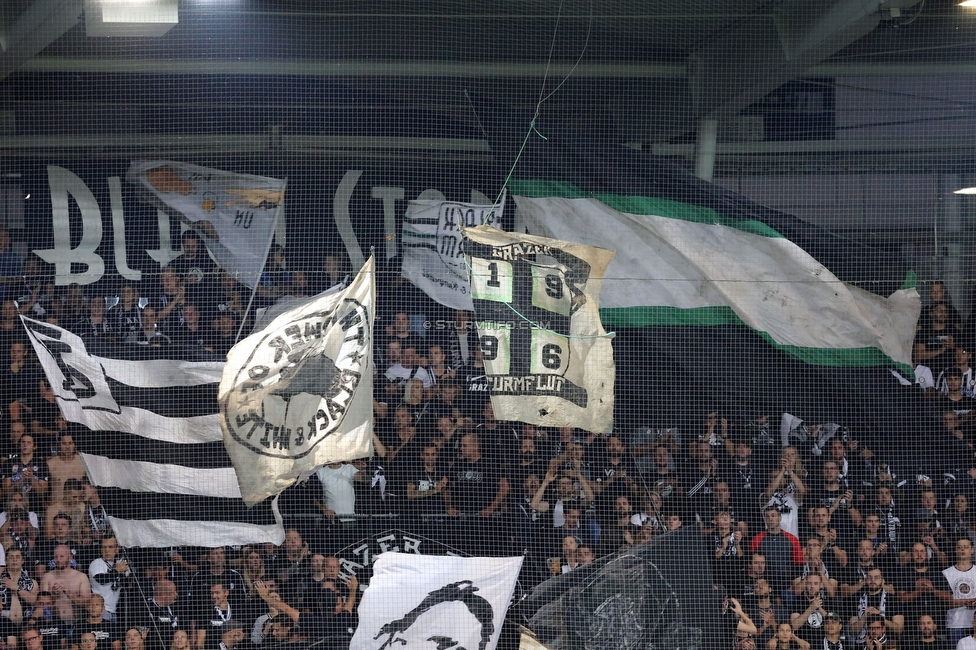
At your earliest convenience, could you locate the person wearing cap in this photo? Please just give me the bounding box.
[822,612,850,650]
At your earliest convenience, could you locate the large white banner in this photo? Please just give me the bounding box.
[401,195,503,310]
[127,160,284,289]
[351,553,523,650]
[464,225,615,433]
[219,257,375,506]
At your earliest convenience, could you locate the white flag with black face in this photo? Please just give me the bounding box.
[219,257,375,505]
[351,553,523,650]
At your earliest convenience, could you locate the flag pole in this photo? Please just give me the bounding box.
[236,177,288,343]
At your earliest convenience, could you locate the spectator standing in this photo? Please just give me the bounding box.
[88,537,129,622]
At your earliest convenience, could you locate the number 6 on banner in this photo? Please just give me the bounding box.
[530,329,570,375]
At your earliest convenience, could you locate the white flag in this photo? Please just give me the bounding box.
[21,316,284,548]
[464,225,615,433]
[401,196,503,310]
[127,160,284,289]
[219,257,375,506]
[351,553,523,650]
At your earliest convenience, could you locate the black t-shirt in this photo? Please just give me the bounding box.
[791,594,838,645]
[194,604,238,650]
[1,454,50,491]
[403,462,449,517]
[188,569,246,612]
[28,616,64,650]
[76,619,121,649]
[915,322,957,370]
[449,457,504,514]
[847,589,901,642]
[141,598,184,650]
[106,304,143,342]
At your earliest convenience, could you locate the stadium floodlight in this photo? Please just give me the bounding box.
[84,0,178,38]
[953,187,976,194]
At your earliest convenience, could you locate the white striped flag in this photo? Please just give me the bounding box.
[21,316,284,548]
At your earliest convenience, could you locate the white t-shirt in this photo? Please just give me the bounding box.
[944,563,976,629]
[89,557,126,613]
[317,464,359,522]
[957,636,976,650]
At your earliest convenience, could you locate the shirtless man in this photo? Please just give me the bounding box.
[46,434,84,505]
[39,545,91,621]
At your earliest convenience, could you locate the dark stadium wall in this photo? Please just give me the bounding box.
[9,157,505,295]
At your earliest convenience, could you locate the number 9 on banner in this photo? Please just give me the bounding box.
[531,266,571,316]
[530,329,570,375]
[470,258,513,303]
[478,322,511,375]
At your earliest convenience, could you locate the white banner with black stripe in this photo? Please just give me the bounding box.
[464,224,616,433]
[21,316,284,548]
[400,194,504,310]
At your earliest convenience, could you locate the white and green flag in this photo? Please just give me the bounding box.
[515,193,920,367]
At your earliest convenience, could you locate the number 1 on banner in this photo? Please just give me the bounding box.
[470,258,513,303]
[477,322,511,375]
[530,329,570,375]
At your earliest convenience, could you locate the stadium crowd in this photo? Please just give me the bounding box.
[0,230,972,650]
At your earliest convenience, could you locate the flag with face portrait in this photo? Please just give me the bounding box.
[351,553,522,650]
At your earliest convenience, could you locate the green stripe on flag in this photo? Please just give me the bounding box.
[599,305,911,371]
[511,180,785,238]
